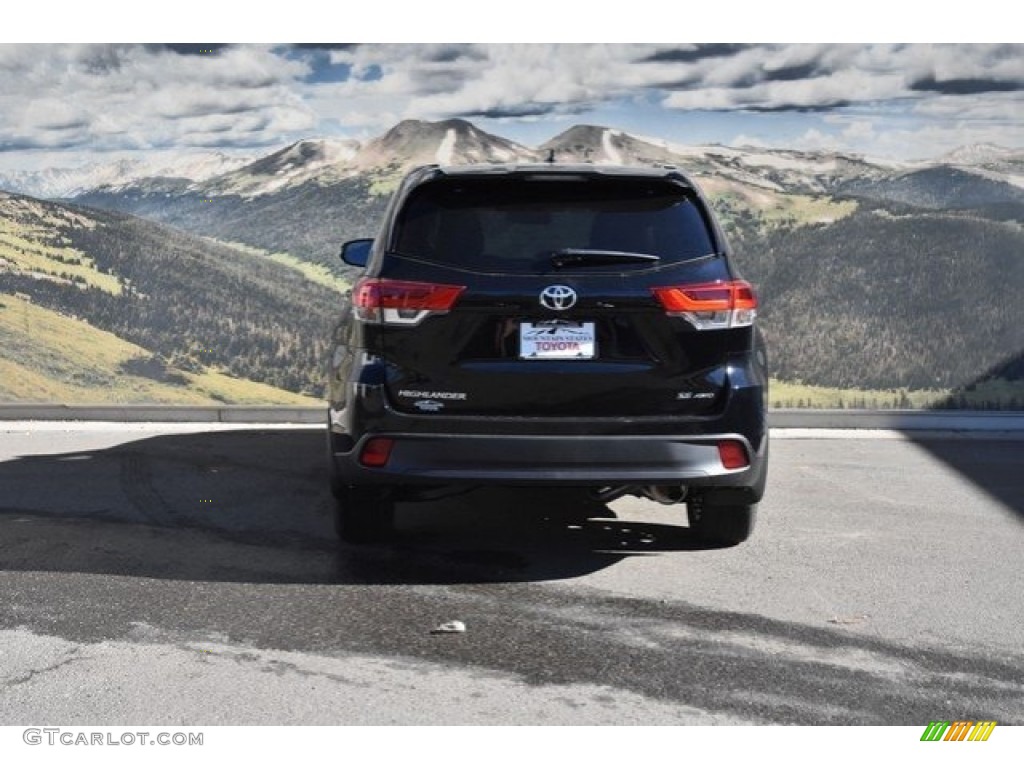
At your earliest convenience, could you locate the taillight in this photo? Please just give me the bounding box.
[359,437,394,467]
[718,440,749,470]
[651,280,757,330]
[353,278,465,326]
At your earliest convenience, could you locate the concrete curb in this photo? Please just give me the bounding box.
[768,409,1024,432]
[0,405,1022,431]
[0,404,325,424]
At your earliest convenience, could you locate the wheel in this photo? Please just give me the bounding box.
[333,486,395,543]
[687,496,756,546]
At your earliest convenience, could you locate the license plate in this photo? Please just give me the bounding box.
[519,321,596,360]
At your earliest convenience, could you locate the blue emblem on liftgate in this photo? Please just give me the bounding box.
[539,285,577,311]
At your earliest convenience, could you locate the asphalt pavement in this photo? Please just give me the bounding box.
[0,423,1021,725]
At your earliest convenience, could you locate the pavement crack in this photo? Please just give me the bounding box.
[119,451,177,526]
[5,650,85,688]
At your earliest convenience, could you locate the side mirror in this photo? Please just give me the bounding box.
[340,239,373,268]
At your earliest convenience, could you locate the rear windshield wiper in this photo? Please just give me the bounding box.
[550,249,662,269]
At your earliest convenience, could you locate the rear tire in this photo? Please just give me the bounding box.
[687,497,756,546]
[333,486,395,544]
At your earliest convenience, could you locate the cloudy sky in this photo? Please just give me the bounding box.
[0,43,1020,170]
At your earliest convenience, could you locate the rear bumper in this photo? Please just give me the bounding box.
[330,429,767,500]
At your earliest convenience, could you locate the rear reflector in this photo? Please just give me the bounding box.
[718,440,749,470]
[651,280,757,330]
[353,278,465,326]
[359,437,394,467]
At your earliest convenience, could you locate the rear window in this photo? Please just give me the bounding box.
[391,177,716,272]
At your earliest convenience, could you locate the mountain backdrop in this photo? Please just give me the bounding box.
[2,118,1022,407]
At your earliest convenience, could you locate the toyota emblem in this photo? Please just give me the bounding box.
[539,285,577,311]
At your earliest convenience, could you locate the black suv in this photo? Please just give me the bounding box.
[327,163,767,545]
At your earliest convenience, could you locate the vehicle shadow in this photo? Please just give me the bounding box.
[905,437,1024,524]
[913,349,1024,523]
[0,428,720,587]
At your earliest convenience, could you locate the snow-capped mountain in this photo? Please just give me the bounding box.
[541,125,899,195]
[541,125,680,166]
[934,143,1024,189]
[8,118,1021,205]
[940,143,1020,167]
[177,120,534,198]
[353,118,537,170]
[203,138,359,196]
[0,150,255,199]
[59,118,1024,268]
[538,125,1024,199]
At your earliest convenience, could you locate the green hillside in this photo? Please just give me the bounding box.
[732,204,1024,392]
[0,191,342,403]
[75,175,389,267]
[0,195,121,294]
[0,294,318,404]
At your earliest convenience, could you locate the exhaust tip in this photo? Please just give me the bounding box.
[642,485,688,505]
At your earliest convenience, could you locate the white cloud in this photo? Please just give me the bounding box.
[791,128,837,152]
[840,120,877,143]
[307,44,659,124]
[730,133,770,149]
[912,92,1022,121]
[0,44,315,151]
[0,43,1020,165]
